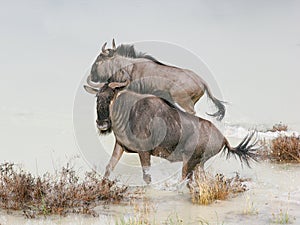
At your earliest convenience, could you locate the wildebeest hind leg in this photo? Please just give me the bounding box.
[175,97,196,114]
[104,141,124,178]
[182,155,202,180]
[138,151,151,185]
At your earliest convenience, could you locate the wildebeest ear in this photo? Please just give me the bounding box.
[83,85,98,95]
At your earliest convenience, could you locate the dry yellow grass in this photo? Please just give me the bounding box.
[189,167,249,205]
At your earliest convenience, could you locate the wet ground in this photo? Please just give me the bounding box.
[1,153,299,225]
[1,107,299,224]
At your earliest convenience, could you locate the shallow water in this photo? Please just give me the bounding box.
[1,161,299,225]
[1,107,300,224]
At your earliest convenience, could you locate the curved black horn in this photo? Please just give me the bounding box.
[112,38,116,50]
[101,42,107,52]
[87,75,105,88]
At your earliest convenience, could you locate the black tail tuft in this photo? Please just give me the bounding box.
[224,131,260,167]
[206,98,226,121]
[204,84,226,121]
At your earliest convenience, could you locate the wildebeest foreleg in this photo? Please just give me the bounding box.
[138,151,151,184]
[104,142,124,178]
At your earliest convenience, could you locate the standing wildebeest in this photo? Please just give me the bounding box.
[84,82,257,184]
[87,39,226,120]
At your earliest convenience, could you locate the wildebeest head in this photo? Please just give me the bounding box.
[87,39,117,86]
[84,80,129,134]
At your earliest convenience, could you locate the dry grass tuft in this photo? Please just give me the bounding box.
[0,163,127,218]
[268,123,288,132]
[258,135,300,163]
[116,198,156,225]
[189,167,249,205]
[268,135,300,163]
[271,209,296,224]
[115,199,184,225]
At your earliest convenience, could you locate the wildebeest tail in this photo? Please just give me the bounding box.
[204,84,226,121]
[223,131,259,167]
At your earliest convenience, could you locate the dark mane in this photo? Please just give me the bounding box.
[115,44,166,66]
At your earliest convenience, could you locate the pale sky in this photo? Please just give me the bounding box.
[1,0,300,126]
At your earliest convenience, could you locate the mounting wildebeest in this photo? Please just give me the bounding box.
[87,39,226,120]
[84,81,257,184]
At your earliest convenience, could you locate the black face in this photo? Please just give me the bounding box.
[96,84,115,135]
[90,49,116,83]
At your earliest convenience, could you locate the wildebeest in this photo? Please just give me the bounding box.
[87,39,226,120]
[84,82,258,184]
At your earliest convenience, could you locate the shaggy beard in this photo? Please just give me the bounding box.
[97,126,112,135]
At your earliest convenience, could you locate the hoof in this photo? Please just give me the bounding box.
[143,174,152,185]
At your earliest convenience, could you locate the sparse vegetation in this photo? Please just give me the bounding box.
[197,212,225,225]
[115,216,153,225]
[163,213,184,225]
[242,195,258,215]
[115,200,185,225]
[0,162,127,218]
[115,212,184,225]
[197,219,225,225]
[268,123,288,132]
[188,167,249,205]
[259,135,300,163]
[115,199,155,225]
[271,209,295,224]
